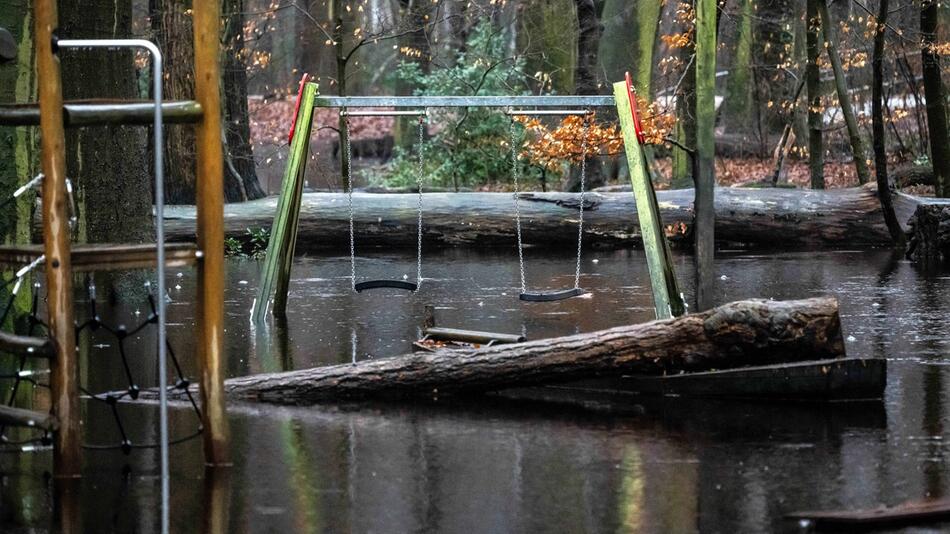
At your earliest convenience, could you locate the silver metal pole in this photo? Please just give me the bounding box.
[504,109,594,116]
[57,38,169,534]
[314,95,617,108]
[340,109,428,117]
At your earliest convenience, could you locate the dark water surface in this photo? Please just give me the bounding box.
[1,249,949,533]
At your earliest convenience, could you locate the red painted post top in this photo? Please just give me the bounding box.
[287,73,311,143]
[625,72,646,144]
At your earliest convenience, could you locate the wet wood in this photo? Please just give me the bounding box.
[0,243,200,271]
[906,203,950,263]
[0,99,203,126]
[164,185,930,251]
[424,327,526,345]
[0,404,58,431]
[0,330,54,358]
[35,0,81,478]
[146,297,845,405]
[193,0,231,466]
[787,498,950,530]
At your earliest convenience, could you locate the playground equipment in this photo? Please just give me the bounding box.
[343,111,427,292]
[0,0,230,489]
[509,110,590,302]
[255,81,688,321]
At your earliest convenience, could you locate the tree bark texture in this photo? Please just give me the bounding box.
[0,0,36,245]
[61,0,153,244]
[906,203,950,263]
[871,0,905,246]
[151,297,845,404]
[806,0,824,189]
[222,0,265,202]
[921,0,950,198]
[694,0,717,310]
[160,185,930,251]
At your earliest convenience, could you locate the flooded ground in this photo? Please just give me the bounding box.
[1,248,948,533]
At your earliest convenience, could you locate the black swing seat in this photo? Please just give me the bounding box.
[354,280,418,293]
[519,287,585,302]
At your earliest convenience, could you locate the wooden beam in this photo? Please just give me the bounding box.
[0,99,203,126]
[0,404,58,431]
[0,243,200,271]
[34,0,81,478]
[0,330,54,358]
[613,79,686,319]
[193,0,230,466]
[424,327,526,345]
[788,498,950,530]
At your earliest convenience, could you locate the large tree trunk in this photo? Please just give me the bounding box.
[61,0,152,245]
[0,0,36,246]
[817,0,871,186]
[151,0,196,204]
[872,0,905,246]
[153,297,846,404]
[222,0,265,202]
[694,0,717,310]
[572,0,602,96]
[921,0,950,198]
[805,0,824,189]
[151,0,264,204]
[162,185,929,250]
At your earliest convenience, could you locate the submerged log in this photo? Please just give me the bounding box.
[148,297,844,405]
[906,203,950,263]
[163,184,929,251]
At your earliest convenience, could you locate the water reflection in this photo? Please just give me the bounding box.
[0,249,948,532]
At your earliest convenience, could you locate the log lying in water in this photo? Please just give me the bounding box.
[906,203,950,263]
[148,297,844,405]
[162,184,929,251]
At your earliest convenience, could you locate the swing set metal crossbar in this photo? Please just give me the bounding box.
[312,95,616,108]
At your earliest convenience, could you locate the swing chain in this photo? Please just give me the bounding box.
[509,114,527,295]
[416,113,425,289]
[574,112,589,290]
[345,112,356,290]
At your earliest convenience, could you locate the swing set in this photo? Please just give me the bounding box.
[254,73,687,322]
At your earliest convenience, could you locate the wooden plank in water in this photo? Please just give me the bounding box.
[424,327,526,345]
[563,357,885,401]
[787,498,950,530]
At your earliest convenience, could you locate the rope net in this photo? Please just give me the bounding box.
[0,272,202,455]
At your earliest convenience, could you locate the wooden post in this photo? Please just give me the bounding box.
[253,82,316,321]
[613,76,686,319]
[34,0,81,478]
[193,0,230,466]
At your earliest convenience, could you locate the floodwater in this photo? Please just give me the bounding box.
[0,248,948,533]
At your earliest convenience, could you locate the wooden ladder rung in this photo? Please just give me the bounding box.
[0,330,54,358]
[0,405,58,432]
[0,99,203,127]
[0,243,201,272]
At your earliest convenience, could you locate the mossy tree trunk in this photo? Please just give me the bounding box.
[672,0,696,189]
[0,0,36,247]
[61,0,152,245]
[694,0,717,311]
[817,0,870,185]
[522,0,577,95]
[921,0,950,198]
[724,0,753,127]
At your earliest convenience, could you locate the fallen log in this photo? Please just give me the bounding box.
[906,203,950,263]
[147,297,844,405]
[162,184,929,251]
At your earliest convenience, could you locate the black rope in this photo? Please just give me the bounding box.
[0,275,203,455]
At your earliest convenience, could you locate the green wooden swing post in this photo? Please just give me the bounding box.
[613,77,687,319]
[253,81,317,322]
